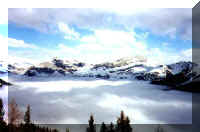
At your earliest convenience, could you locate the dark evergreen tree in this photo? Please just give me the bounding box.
[87,114,96,132]
[0,98,8,131]
[120,111,125,121]
[24,104,31,125]
[116,111,132,132]
[100,122,107,132]
[108,122,115,132]
[0,98,4,122]
[124,117,132,132]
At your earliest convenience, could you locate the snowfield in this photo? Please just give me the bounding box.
[8,75,192,124]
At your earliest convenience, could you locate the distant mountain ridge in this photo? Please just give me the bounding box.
[0,61,7,74]
[2,56,200,90]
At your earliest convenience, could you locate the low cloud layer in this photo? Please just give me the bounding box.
[9,77,192,124]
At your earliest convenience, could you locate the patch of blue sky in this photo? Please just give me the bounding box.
[72,24,94,36]
[134,28,191,52]
[0,24,8,36]
[8,23,80,49]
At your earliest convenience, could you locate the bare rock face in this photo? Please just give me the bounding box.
[24,65,70,77]
[150,62,197,87]
[95,74,110,79]
[135,73,159,81]
[0,78,12,87]
[23,58,82,77]
[74,62,85,67]
[53,59,67,69]
[24,66,57,76]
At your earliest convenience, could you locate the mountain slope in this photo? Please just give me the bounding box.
[0,61,7,74]
[6,57,198,90]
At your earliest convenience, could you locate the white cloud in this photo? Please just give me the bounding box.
[146,48,192,65]
[8,8,192,40]
[9,28,190,65]
[7,55,40,65]
[0,8,7,24]
[8,37,38,49]
[93,29,135,46]
[180,48,192,61]
[7,28,192,65]
[58,22,80,40]
[82,29,147,51]
[162,42,169,47]
[96,8,150,16]
[97,93,164,123]
[136,32,149,40]
[55,29,148,63]
[164,27,177,39]
[54,29,191,65]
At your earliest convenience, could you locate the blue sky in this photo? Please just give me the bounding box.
[0,24,8,36]
[0,8,193,64]
[0,24,8,61]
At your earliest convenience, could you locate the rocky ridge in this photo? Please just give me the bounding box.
[2,57,199,89]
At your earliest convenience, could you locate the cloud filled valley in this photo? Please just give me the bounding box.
[0,8,197,128]
[8,76,192,124]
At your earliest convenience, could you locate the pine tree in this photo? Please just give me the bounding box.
[0,98,4,122]
[120,111,125,121]
[125,117,132,132]
[87,114,96,132]
[0,98,7,132]
[100,122,107,132]
[24,104,31,125]
[116,111,132,132]
[109,122,115,132]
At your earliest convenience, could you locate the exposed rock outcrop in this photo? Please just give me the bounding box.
[0,78,12,87]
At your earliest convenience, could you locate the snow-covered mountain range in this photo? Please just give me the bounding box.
[0,60,9,87]
[1,56,198,90]
[0,61,7,74]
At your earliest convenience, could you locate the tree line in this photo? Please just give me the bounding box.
[0,98,58,132]
[0,98,165,132]
[87,110,132,132]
